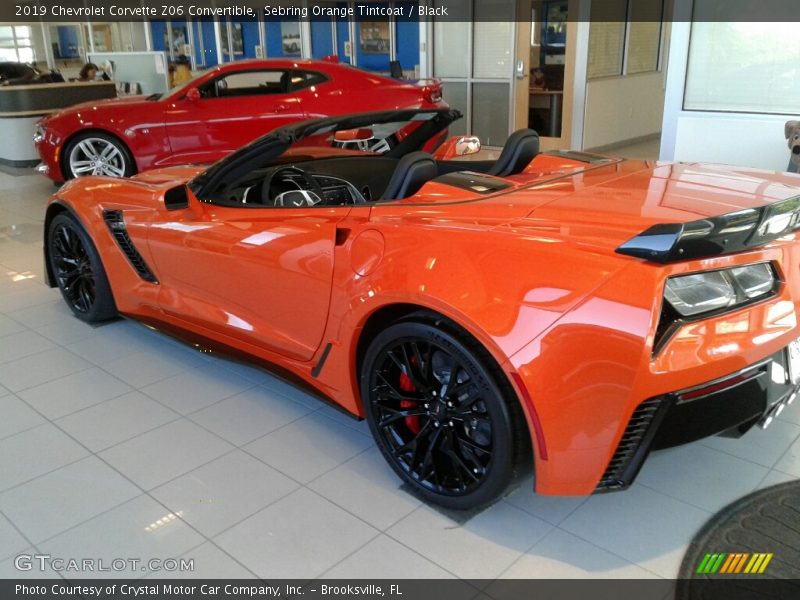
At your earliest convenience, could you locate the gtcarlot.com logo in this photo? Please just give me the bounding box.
[14,554,194,573]
[696,552,773,575]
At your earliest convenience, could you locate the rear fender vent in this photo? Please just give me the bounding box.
[102,210,159,284]
[595,396,673,492]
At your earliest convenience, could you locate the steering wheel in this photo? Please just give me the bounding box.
[261,166,326,207]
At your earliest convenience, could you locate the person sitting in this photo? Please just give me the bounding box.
[77,63,99,82]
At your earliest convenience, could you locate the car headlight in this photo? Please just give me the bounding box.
[664,263,777,317]
[33,125,45,144]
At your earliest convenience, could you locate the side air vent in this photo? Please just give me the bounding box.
[102,210,159,284]
[595,396,672,492]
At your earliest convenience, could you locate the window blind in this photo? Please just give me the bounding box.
[587,0,627,78]
[685,21,799,114]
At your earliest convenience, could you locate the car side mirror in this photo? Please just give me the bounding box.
[455,136,481,156]
[185,87,200,102]
[163,185,191,210]
[432,135,482,161]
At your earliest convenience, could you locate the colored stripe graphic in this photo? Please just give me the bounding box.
[711,553,726,573]
[734,553,749,573]
[696,553,713,574]
[744,554,760,574]
[697,553,727,574]
[698,552,774,575]
[758,554,773,574]
[720,553,736,574]
[719,554,736,574]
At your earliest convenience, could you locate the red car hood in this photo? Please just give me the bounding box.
[41,95,152,122]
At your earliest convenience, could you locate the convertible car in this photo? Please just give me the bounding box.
[33,58,444,183]
[44,108,800,509]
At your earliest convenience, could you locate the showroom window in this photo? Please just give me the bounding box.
[684,19,799,114]
[587,0,664,79]
[0,25,35,63]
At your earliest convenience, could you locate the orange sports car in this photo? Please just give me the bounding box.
[44,108,800,509]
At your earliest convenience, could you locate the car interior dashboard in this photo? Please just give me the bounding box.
[215,156,401,207]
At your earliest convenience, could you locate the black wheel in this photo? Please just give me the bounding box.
[48,212,117,323]
[361,316,529,510]
[63,132,135,180]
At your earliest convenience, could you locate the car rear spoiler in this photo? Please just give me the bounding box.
[616,195,800,263]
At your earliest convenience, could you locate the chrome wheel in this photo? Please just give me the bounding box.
[68,137,127,177]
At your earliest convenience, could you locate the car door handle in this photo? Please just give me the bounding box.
[273,104,289,112]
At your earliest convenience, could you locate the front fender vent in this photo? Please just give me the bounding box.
[102,210,158,284]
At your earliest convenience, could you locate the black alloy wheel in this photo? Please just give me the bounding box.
[48,212,117,322]
[362,317,527,510]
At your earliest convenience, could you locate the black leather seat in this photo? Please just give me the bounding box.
[488,129,540,177]
[380,152,437,200]
[279,71,292,93]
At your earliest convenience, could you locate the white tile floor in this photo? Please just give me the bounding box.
[0,167,799,581]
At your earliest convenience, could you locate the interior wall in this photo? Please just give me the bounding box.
[673,115,793,170]
[661,13,796,171]
[583,70,665,149]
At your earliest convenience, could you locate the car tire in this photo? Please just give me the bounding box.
[361,314,530,510]
[47,212,118,323]
[63,132,135,180]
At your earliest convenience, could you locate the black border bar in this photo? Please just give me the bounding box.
[3,0,800,23]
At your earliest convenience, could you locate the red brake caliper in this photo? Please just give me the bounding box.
[399,367,421,434]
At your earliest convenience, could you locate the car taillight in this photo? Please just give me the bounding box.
[663,262,778,318]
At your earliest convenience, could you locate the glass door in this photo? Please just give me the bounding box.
[432,0,515,147]
[513,0,572,148]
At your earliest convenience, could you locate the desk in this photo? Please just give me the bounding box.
[0,81,116,167]
[529,89,563,138]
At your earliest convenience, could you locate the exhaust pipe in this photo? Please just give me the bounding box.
[760,391,796,429]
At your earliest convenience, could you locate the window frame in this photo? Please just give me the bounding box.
[587,0,665,80]
[0,25,35,64]
[198,68,293,99]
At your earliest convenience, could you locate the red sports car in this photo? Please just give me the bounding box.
[33,58,444,183]
[44,109,800,509]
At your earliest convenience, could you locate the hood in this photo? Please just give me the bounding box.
[41,95,151,122]
[506,161,800,257]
